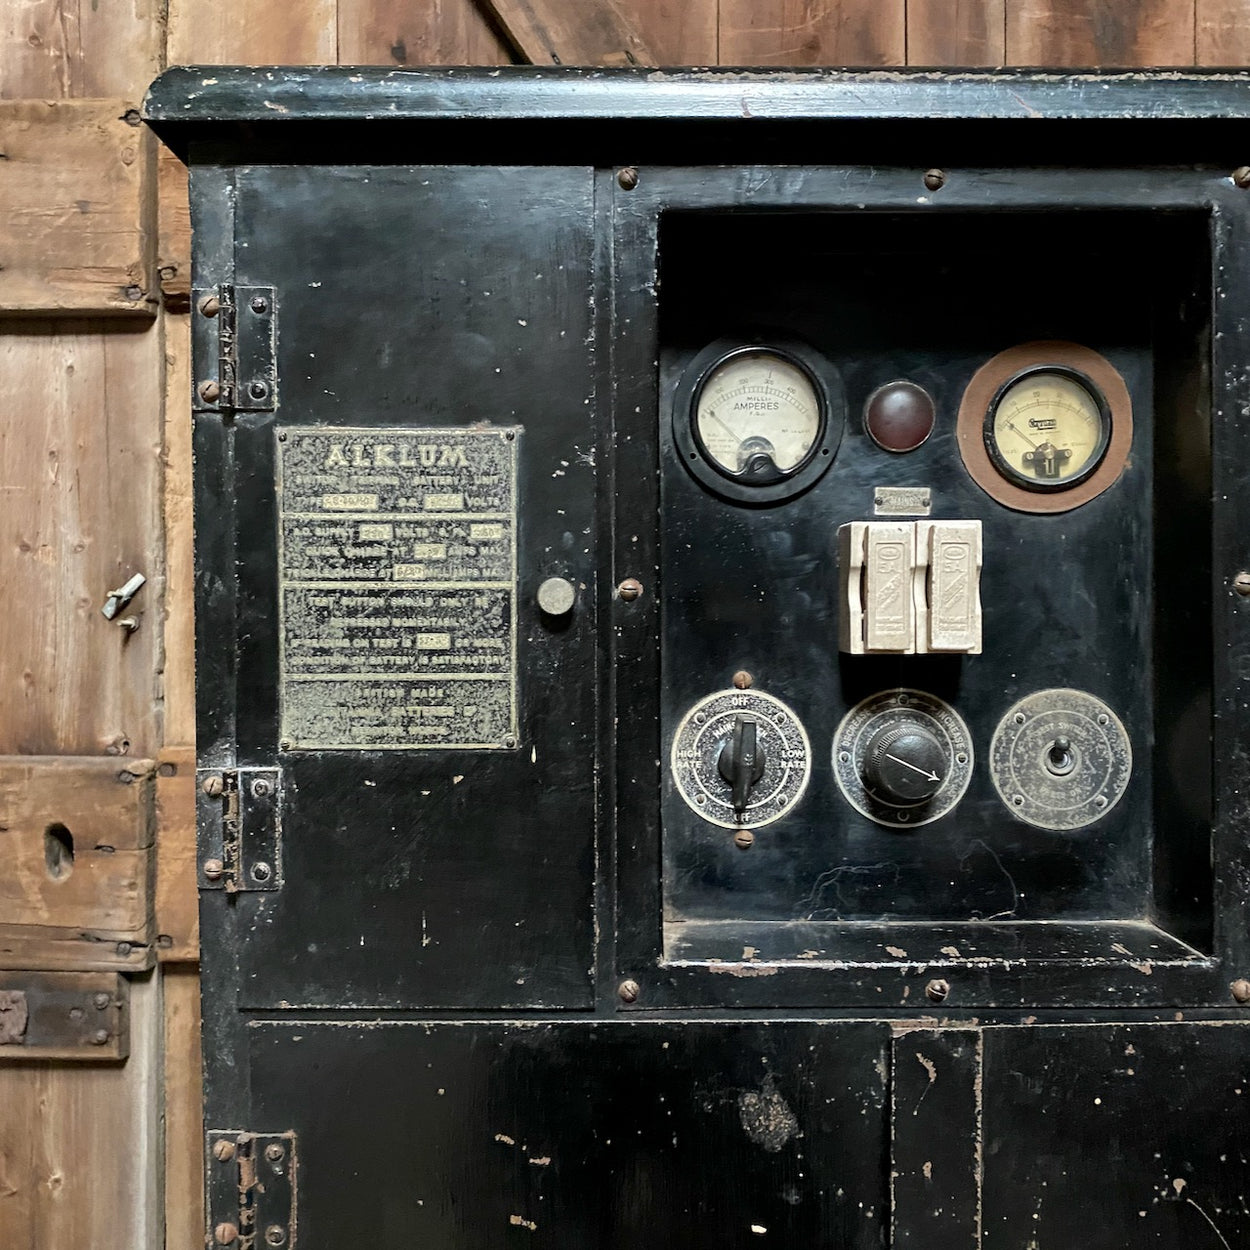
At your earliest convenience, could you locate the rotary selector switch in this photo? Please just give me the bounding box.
[834,689,973,827]
[989,688,1131,830]
[671,689,811,830]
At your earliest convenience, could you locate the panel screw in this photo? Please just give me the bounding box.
[198,294,221,317]
[264,1227,287,1247]
[251,862,273,883]
[733,830,755,850]
[93,992,111,1010]
[248,380,268,400]
[214,1223,239,1245]
[925,978,950,1003]
[202,775,224,797]
[202,859,225,881]
[1233,979,1250,1004]
[251,777,272,798]
[265,1142,285,1163]
[250,295,268,314]
[115,942,132,957]
[617,166,639,190]
[1234,167,1250,189]
[1235,572,1250,596]
[923,168,946,191]
[618,979,640,1003]
[732,670,753,690]
[90,1028,109,1045]
[212,1140,236,1162]
[198,380,222,404]
[617,578,643,601]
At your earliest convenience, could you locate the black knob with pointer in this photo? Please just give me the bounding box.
[862,721,947,806]
[718,716,767,821]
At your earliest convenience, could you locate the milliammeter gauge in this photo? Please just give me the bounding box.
[672,339,845,503]
[957,341,1132,513]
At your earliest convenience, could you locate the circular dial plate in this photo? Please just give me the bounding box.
[671,689,811,830]
[833,690,974,828]
[987,369,1109,489]
[989,688,1132,830]
[695,351,821,476]
[955,341,1133,515]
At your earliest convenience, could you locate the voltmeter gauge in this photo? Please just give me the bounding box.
[986,368,1110,489]
[673,339,845,504]
[957,341,1133,513]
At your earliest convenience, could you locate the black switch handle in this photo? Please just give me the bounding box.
[718,716,767,821]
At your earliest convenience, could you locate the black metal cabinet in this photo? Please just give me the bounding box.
[146,68,1250,1249]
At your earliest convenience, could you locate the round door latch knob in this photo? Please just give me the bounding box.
[537,576,576,616]
[863,722,947,805]
[864,381,936,453]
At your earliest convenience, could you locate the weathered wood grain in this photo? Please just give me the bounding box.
[0,971,162,1248]
[0,757,155,958]
[907,0,1005,65]
[155,746,198,962]
[167,0,337,64]
[162,314,195,747]
[1197,0,1250,64]
[0,0,162,100]
[718,0,907,65]
[339,0,512,65]
[0,322,164,757]
[617,0,718,63]
[474,0,657,63]
[157,147,193,310]
[1005,0,1196,66]
[0,101,154,317]
[163,967,204,1250]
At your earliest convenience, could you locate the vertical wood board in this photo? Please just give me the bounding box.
[907,0,1006,65]
[0,322,164,758]
[164,967,204,1250]
[338,0,512,66]
[167,0,338,65]
[718,0,907,66]
[1005,0,1196,66]
[474,0,657,64]
[1197,0,1250,65]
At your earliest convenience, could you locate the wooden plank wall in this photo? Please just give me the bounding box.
[0,0,1245,1246]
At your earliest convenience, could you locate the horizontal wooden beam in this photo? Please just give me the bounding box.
[0,100,155,317]
[0,756,157,971]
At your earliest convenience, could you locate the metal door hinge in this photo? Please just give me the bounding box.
[0,972,128,1060]
[207,1131,296,1250]
[198,767,283,893]
[193,284,277,413]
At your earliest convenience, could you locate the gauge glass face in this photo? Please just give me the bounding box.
[988,370,1109,489]
[695,351,822,478]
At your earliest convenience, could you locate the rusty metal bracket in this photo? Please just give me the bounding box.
[207,1130,297,1249]
[198,767,283,893]
[0,972,128,1060]
[193,283,276,414]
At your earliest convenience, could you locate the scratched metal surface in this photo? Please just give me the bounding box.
[156,71,1250,1248]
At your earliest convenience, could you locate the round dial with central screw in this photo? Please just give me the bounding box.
[834,690,973,828]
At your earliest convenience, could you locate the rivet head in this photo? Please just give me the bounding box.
[250,862,273,883]
[202,775,224,797]
[212,1140,236,1162]
[537,576,577,617]
[925,978,950,1003]
[618,979,640,1003]
[202,858,225,882]
[264,1226,287,1247]
[617,166,639,190]
[1234,167,1250,189]
[1232,978,1250,1004]
[90,1028,110,1046]
[733,829,755,850]
[250,295,268,314]
[248,380,268,400]
[265,1142,285,1163]
[198,379,222,404]
[617,577,643,602]
[214,1223,239,1246]
[1235,572,1250,597]
[251,777,272,798]
[923,168,946,192]
[732,670,753,690]
[93,992,111,1010]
